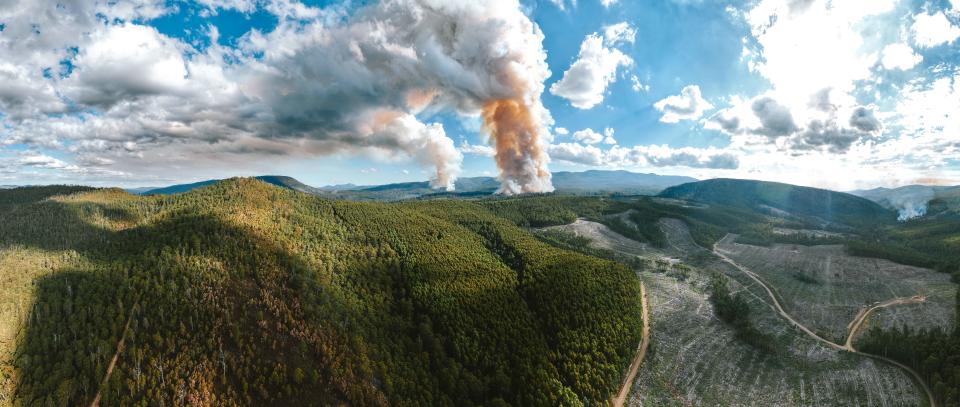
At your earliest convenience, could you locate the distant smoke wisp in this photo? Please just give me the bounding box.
[897,203,927,221]
[886,188,936,221]
[893,196,934,221]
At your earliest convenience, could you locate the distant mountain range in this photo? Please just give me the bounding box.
[851,185,960,220]
[659,178,896,227]
[136,170,698,199]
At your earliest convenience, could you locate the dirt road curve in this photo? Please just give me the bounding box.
[90,308,135,407]
[713,236,937,407]
[713,242,844,351]
[612,281,650,407]
[845,296,926,351]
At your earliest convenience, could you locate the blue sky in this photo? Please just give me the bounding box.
[0,0,958,190]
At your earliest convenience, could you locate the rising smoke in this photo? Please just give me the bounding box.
[0,0,558,192]
[483,99,553,194]
[887,188,936,221]
[243,0,555,193]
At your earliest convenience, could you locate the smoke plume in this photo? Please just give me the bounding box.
[245,0,558,193]
[0,0,557,191]
[483,99,553,194]
[887,188,936,221]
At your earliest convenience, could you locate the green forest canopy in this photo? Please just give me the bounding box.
[0,178,643,406]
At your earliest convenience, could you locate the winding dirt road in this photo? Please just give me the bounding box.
[612,281,650,407]
[713,236,937,407]
[845,296,926,351]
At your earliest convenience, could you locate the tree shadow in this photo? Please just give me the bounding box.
[3,191,376,406]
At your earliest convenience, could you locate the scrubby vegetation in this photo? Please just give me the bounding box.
[709,274,774,353]
[0,179,644,406]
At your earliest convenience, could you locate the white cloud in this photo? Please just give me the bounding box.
[550,142,739,169]
[550,26,634,109]
[893,73,960,162]
[881,43,922,70]
[603,22,636,45]
[743,0,893,106]
[549,142,605,165]
[64,23,189,108]
[572,128,604,144]
[603,127,617,144]
[195,0,258,13]
[706,0,907,161]
[569,127,617,145]
[653,85,714,123]
[554,127,569,135]
[600,0,618,7]
[548,0,577,11]
[630,75,649,92]
[911,11,960,48]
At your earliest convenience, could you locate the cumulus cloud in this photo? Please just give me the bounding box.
[849,106,882,133]
[702,0,914,160]
[572,128,603,144]
[750,97,799,137]
[554,127,569,135]
[64,23,189,108]
[602,127,617,144]
[550,24,634,109]
[607,145,739,169]
[549,142,739,169]
[912,11,960,48]
[653,85,714,123]
[548,142,605,165]
[880,43,922,70]
[707,92,880,154]
[0,0,556,192]
[603,22,636,45]
[570,127,617,145]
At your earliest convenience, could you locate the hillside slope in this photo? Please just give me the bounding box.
[0,179,642,406]
[658,178,895,227]
[141,175,324,195]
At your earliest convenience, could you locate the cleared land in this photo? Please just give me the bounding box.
[557,215,925,406]
[544,218,655,257]
[630,270,921,406]
[715,237,957,343]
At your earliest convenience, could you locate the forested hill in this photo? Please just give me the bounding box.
[0,178,642,406]
[140,175,323,195]
[658,178,896,227]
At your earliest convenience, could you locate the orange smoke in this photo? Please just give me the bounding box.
[482,99,552,194]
